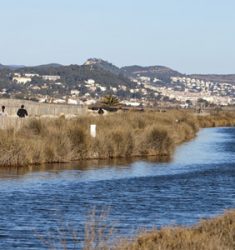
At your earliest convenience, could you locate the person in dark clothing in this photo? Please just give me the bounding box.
[17,105,28,118]
[98,108,104,115]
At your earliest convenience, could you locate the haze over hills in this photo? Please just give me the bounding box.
[0,63,25,70]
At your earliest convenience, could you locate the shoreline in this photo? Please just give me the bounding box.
[0,110,235,168]
[111,210,235,250]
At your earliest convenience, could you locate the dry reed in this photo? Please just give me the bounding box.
[40,209,235,250]
[0,110,235,167]
[112,210,235,250]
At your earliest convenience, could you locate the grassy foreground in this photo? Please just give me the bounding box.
[45,210,235,249]
[110,210,235,250]
[0,110,235,167]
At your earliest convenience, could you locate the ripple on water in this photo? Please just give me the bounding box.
[0,127,234,249]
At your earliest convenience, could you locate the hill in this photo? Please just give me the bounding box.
[1,58,235,105]
[0,63,25,70]
[17,63,134,88]
[121,65,183,82]
[84,58,122,75]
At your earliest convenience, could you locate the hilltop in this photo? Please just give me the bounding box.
[0,58,235,106]
[84,58,122,76]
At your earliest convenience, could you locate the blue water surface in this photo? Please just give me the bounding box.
[0,127,234,249]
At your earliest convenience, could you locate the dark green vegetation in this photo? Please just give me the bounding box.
[0,60,136,100]
[121,65,183,82]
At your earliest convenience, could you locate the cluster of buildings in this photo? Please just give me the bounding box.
[12,73,61,84]
[171,77,235,95]
[168,77,235,105]
[3,71,235,107]
[159,87,232,106]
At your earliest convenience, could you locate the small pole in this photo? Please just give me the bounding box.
[90,124,96,138]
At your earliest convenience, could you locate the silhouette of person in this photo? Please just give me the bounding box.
[98,108,104,115]
[0,105,8,117]
[17,105,28,118]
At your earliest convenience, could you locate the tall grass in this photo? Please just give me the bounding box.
[40,209,235,250]
[113,210,235,250]
[0,110,235,167]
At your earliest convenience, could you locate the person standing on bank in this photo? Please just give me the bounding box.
[0,106,8,117]
[98,108,104,115]
[17,105,28,118]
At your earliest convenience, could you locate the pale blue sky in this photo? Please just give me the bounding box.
[0,0,235,73]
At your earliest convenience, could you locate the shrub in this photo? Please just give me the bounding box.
[138,126,174,156]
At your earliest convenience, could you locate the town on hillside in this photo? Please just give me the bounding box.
[1,58,235,108]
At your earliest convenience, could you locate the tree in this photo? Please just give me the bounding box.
[197,98,209,108]
[101,95,120,106]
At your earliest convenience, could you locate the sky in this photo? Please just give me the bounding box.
[0,0,235,74]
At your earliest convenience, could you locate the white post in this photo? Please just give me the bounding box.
[90,124,96,138]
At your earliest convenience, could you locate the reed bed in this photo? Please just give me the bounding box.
[0,110,235,167]
[0,110,196,167]
[42,209,235,250]
[111,210,235,250]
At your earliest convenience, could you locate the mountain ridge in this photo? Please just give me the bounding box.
[1,58,235,85]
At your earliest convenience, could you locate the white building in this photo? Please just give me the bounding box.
[111,87,117,93]
[85,79,95,85]
[122,100,141,106]
[12,76,32,84]
[53,99,66,104]
[71,90,80,96]
[139,76,150,82]
[42,75,61,81]
[99,86,107,91]
[31,86,41,90]
[25,73,40,77]
[68,99,78,105]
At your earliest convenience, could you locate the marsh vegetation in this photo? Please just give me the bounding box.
[0,110,235,167]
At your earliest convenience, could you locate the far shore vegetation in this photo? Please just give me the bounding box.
[0,109,235,167]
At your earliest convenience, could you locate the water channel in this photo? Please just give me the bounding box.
[0,127,234,249]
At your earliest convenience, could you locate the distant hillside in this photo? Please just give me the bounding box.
[0,63,25,70]
[121,65,183,82]
[189,74,235,84]
[1,58,235,103]
[34,63,63,69]
[17,63,135,88]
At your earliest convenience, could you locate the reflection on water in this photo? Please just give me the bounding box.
[0,156,171,179]
[0,127,234,249]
